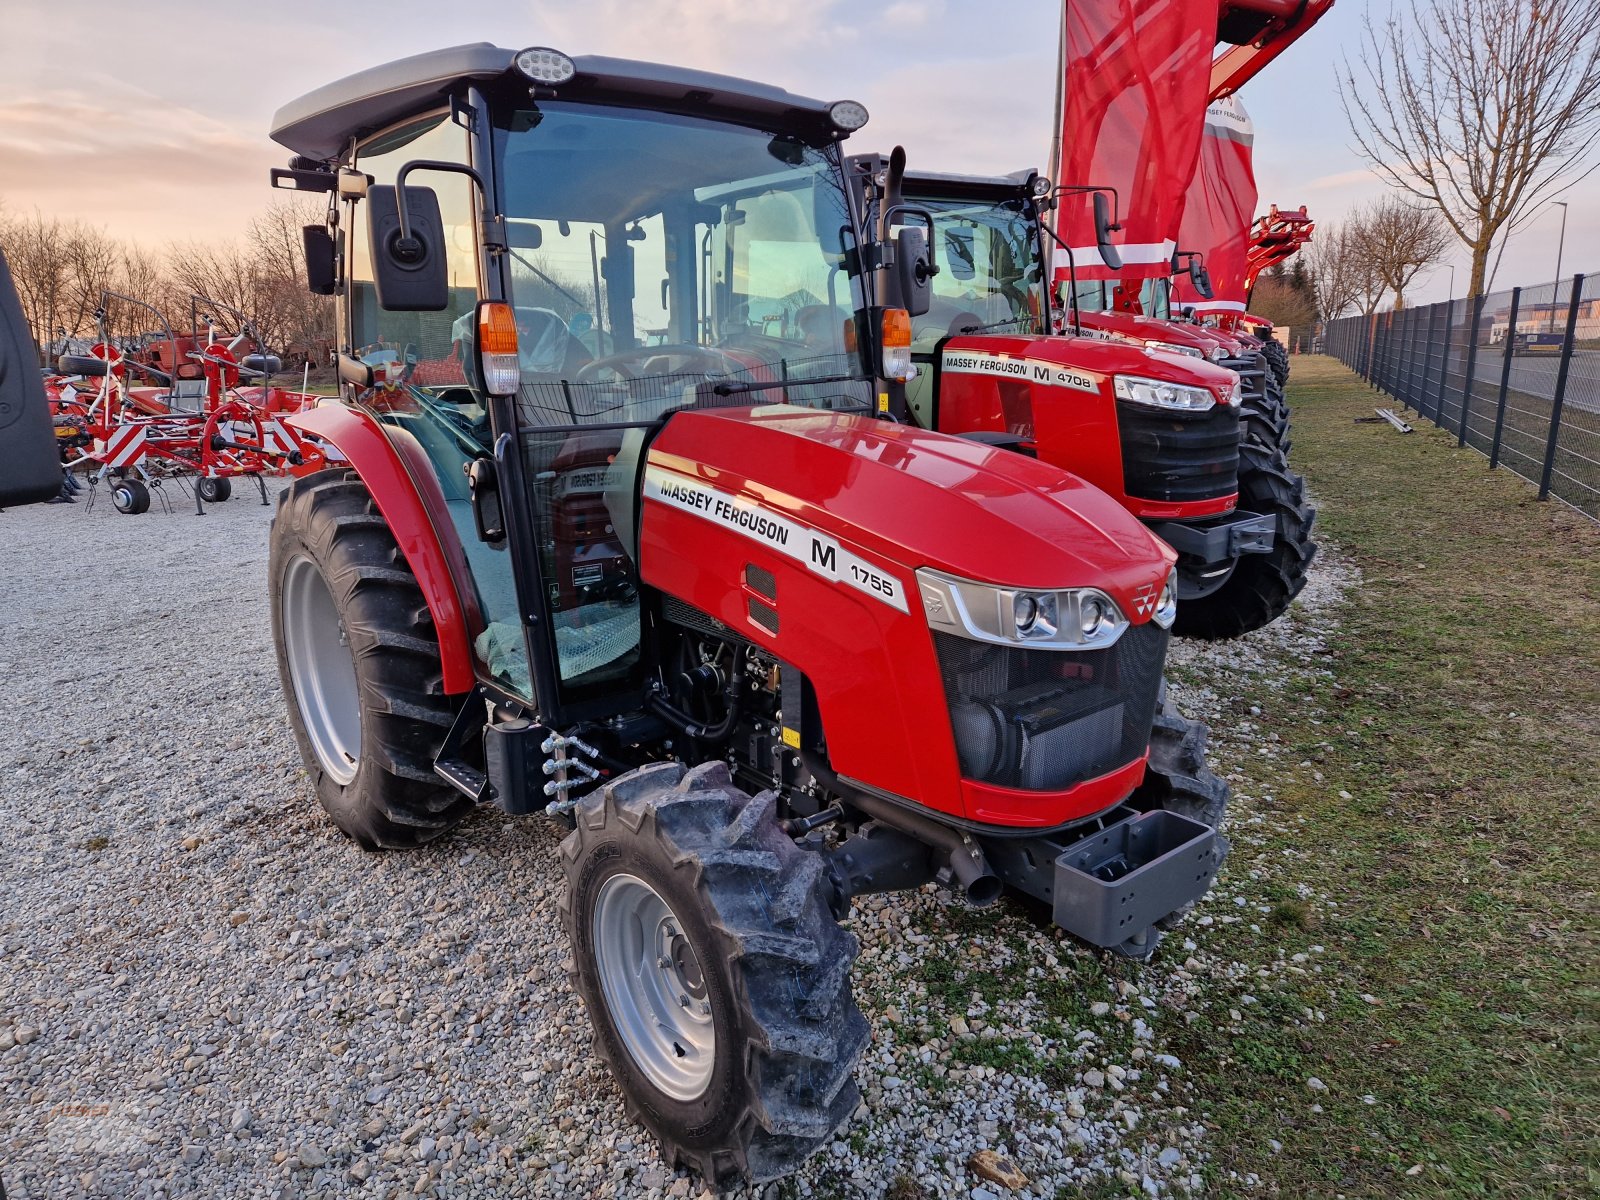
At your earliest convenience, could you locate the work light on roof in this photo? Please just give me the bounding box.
[515,47,576,85]
[1029,175,1052,198]
[828,100,870,132]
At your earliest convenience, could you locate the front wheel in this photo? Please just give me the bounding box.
[269,469,471,849]
[561,760,868,1188]
[1171,443,1317,639]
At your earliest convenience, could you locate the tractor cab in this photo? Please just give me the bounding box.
[271,45,905,718]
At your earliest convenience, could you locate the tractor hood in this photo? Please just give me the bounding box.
[1076,309,1244,358]
[646,405,1174,600]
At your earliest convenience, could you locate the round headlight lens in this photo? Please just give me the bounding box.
[1079,597,1104,636]
[1014,594,1038,632]
[514,47,576,85]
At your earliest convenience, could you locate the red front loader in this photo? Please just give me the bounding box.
[264,44,1232,1188]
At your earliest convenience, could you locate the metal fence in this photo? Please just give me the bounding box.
[1324,271,1600,521]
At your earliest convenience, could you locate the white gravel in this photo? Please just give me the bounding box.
[0,477,1356,1200]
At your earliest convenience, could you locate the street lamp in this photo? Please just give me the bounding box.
[1550,201,1568,333]
[1447,265,1455,303]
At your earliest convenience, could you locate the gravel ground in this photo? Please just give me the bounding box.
[0,476,1355,1200]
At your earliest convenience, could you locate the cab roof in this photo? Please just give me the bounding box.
[902,169,1038,199]
[272,43,846,161]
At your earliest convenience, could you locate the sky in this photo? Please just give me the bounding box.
[1,0,1593,305]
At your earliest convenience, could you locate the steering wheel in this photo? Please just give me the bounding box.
[574,343,745,384]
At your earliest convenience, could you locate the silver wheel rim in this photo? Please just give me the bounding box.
[592,873,715,1101]
[281,553,362,785]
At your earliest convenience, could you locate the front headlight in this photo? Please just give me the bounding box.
[1145,339,1203,359]
[1153,569,1178,629]
[1113,374,1216,412]
[1208,345,1230,362]
[918,568,1128,651]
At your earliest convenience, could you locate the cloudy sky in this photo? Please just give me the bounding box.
[2,0,1593,303]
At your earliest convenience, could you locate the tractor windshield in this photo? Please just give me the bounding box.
[911,194,1046,351]
[494,103,872,427]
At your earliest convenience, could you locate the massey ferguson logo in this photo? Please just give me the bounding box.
[941,350,1100,394]
[1131,582,1159,617]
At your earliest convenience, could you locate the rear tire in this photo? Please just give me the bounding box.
[269,468,470,849]
[1171,443,1317,639]
[198,475,232,502]
[561,760,867,1188]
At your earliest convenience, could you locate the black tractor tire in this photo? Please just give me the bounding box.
[111,478,150,514]
[1135,689,1231,930]
[1172,442,1317,639]
[198,475,232,503]
[561,760,868,1188]
[1262,339,1289,386]
[268,468,470,849]
[1240,407,1291,457]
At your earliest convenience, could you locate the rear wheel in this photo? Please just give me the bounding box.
[198,475,232,503]
[111,478,150,515]
[269,468,470,849]
[1172,443,1317,639]
[562,760,867,1188]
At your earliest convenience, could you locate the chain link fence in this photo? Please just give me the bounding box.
[1324,272,1599,521]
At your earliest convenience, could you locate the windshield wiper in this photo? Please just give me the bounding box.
[956,317,1029,335]
[712,371,870,396]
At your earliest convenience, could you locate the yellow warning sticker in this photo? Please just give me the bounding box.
[781,727,801,749]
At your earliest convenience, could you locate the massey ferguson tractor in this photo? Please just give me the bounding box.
[265,43,1231,1187]
[876,162,1315,639]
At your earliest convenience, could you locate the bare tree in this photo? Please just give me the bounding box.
[1303,222,1368,320]
[1250,268,1319,330]
[1349,196,1451,310]
[1340,0,1600,297]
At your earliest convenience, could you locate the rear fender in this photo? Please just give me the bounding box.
[286,404,477,695]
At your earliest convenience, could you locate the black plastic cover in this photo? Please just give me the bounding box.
[0,248,63,506]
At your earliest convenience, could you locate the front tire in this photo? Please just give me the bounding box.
[1172,443,1317,639]
[1130,688,1230,930]
[111,478,150,514]
[561,760,868,1188]
[269,468,470,849]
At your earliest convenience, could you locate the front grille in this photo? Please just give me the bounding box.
[1117,400,1240,503]
[933,622,1169,791]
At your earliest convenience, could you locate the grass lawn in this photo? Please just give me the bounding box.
[1177,355,1599,1198]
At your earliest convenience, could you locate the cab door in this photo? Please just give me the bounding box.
[346,111,535,701]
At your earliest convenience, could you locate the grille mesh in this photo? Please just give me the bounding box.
[933,622,1168,791]
[1117,401,1240,503]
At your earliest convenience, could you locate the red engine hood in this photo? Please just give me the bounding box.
[1076,309,1243,356]
[647,405,1175,600]
[945,331,1238,396]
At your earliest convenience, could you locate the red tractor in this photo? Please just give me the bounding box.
[879,163,1315,639]
[266,44,1231,1187]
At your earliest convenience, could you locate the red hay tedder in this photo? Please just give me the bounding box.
[49,291,337,514]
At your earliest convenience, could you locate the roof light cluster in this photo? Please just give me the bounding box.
[514,47,576,85]
[828,100,870,132]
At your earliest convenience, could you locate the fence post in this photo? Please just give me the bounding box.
[1457,292,1486,447]
[1420,304,1442,417]
[1382,311,1395,393]
[1489,288,1521,469]
[1399,308,1417,407]
[1433,301,1454,421]
[1537,274,1586,501]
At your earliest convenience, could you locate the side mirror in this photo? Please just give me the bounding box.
[367,184,448,311]
[303,226,336,295]
[1093,192,1122,271]
[896,225,937,317]
[467,457,505,543]
[1190,259,1214,299]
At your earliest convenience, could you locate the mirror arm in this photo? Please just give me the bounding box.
[392,159,493,257]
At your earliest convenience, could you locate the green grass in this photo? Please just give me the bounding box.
[1176,356,1600,1198]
